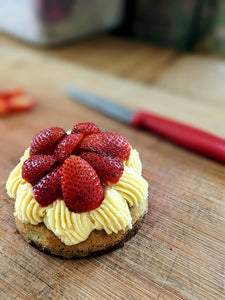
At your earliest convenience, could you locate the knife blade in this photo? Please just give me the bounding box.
[66,86,225,164]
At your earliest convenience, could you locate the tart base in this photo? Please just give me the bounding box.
[15,197,148,258]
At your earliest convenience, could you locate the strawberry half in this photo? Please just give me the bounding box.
[0,89,24,100]
[22,155,56,185]
[61,155,104,213]
[0,89,35,116]
[8,95,35,113]
[71,122,101,135]
[30,127,66,156]
[80,152,124,184]
[54,133,83,164]
[78,132,131,161]
[33,165,62,207]
[0,97,9,116]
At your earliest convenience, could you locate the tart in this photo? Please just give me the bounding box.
[6,123,148,258]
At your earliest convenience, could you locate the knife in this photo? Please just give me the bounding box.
[66,87,225,164]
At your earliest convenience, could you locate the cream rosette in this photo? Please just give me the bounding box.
[6,148,148,245]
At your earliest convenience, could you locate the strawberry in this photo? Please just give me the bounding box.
[71,122,101,135]
[0,89,24,99]
[0,89,35,116]
[22,155,56,185]
[33,165,62,207]
[78,132,131,161]
[72,147,88,156]
[8,95,35,113]
[22,123,131,211]
[30,127,66,156]
[80,152,124,183]
[0,97,9,116]
[54,133,83,163]
[61,155,104,213]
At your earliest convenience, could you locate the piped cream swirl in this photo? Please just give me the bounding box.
[15,183,45,224]
[90,188,132,234]
[6,148,29,199]
[6,147,148,245]
[44,200,94,245]
[113,166,148,207]
[124,149,142,174]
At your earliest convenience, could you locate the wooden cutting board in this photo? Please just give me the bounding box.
[0,42,225,300]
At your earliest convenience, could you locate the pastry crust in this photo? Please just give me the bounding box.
[15,197,148,258]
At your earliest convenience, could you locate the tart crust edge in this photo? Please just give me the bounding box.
[15,197,148,258]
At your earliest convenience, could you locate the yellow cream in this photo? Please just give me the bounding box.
[90,188,132,234]
[6,148,148,246]
[15,183,45,224]
[44,200,94,245]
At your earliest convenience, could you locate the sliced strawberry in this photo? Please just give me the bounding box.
[22,154,56,185]
[0,89,24,100]
[72,147,88,156]
[71,122,101,135]
[78,132,131,161]
[54,133,83,164]
[80,152,124,183]
[61,155,104,213]
[8,95,35,113]
[0,97,9,116]
[30,127,66,156]
[33,165,62,207]
[0,90,35,116]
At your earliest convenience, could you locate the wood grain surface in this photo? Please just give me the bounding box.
[1,35,225,300]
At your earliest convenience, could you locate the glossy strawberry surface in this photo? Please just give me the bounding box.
[22,122,131,212]
[62,156,104,213]
[22,155,56,185]
[80,151,124,184]
[71,122,101,136]
[33,166,63,207]
[78,132,131,161]
[30,127,66,156]
[54,133,83,164]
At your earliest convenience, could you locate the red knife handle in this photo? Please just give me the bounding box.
[131,110,225,163]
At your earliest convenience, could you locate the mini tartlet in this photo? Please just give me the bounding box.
[6,122,148,258]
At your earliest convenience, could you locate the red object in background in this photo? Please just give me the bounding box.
[35,0,75,23]
[0,89,35,116]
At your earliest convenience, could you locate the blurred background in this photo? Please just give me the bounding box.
[0,0,225,55]
[0,0,225,130]
[117,0,225,56]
